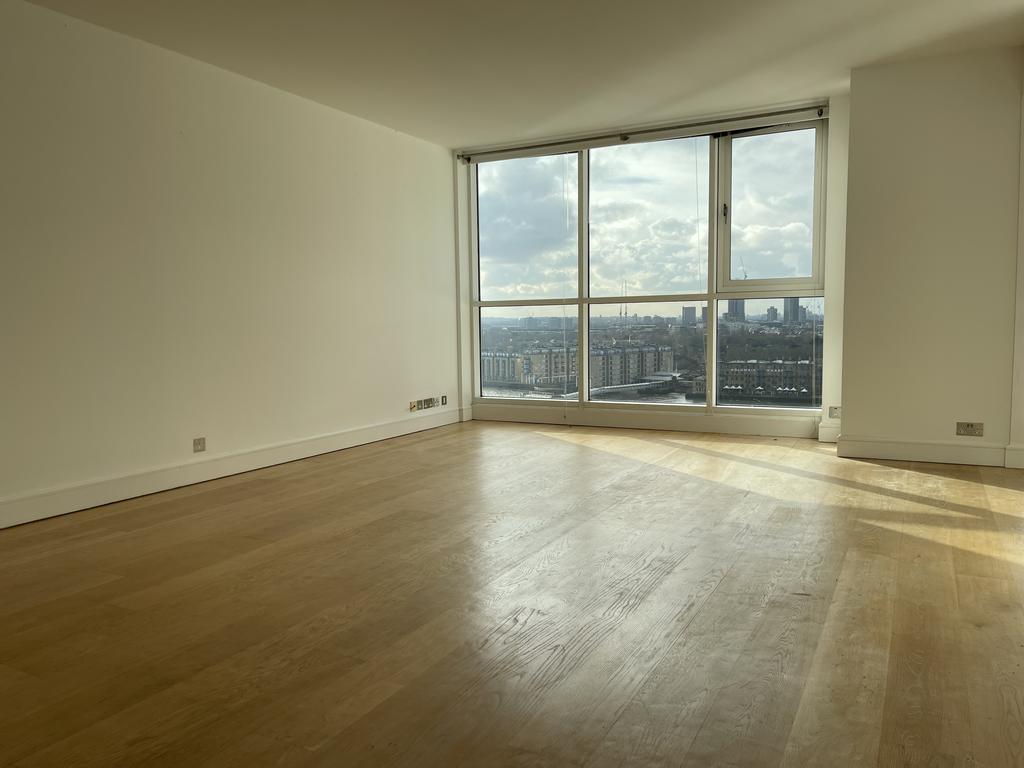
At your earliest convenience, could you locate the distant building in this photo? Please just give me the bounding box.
[766,306,779,323]
[481,344,674,392]
[717,358,822,404]
[783,297,801,325]
[725,299,746,322]
[521,316,576,331]
[480,352,522,384]
[521,347,576,387]
[681,306,697,326]
[589,346,674,388]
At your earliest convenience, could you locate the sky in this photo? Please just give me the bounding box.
[477,153,579,301]
[590,137,708,297]
[730,129,815,280]
[477,127,815,302]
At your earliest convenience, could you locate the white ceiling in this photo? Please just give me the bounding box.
[27,0,1024,149]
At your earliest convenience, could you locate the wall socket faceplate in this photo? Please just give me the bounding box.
[409,396,445,413]
[193,437,206,453]
[956,422,984,437]
[828,406,842,419]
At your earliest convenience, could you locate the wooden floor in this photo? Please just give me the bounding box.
[3,422,1024,767]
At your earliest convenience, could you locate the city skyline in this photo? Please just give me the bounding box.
[481,297,824,407]
[480,300,824,326]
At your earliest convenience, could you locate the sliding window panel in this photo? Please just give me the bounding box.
[479,305,579,400]
[728,127,817,283]
[716,297,824,408]
[588,302,707,405]
[589,137,710,297]
[477,155,579,302]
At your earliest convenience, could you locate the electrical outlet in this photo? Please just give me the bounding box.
[956,422,984,437]
[828,406,841,419]
[410,396,445,412]
[193,437,206,453]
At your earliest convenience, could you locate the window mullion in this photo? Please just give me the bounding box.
[578,149,589,405]
[469,165,482,398]
[716,122,822,292]
[812,121,828,289]
[708,136,724,410]
[715,135,732,296]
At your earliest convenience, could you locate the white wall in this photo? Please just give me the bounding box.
[839,47,1023,466]
[0,0,460,527]
[1010,93,1024,469]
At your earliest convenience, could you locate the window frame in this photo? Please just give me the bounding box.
[715,120,828,294]
[468,107,828,414]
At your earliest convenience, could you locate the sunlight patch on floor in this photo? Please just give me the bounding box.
[535,428,987,519]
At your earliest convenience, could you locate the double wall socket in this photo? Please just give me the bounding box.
[956,422,984,437]
[193,437,206,453]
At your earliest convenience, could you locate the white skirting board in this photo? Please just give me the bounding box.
[1006,445,1024,469]
[0,408,467,530]
[837,435,1012,467]
[817,423,841,443]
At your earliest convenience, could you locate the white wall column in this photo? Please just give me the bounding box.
[1008,88,1024,468]
[838,47,1023,467]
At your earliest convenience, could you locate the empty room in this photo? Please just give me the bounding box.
[4,0,1024,765]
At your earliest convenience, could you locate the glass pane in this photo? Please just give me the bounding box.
[590,137,710,297]
[480,305,578,399]
[716,297,823,408]
[730,128,815,281]
[477,155,578,301]
[589,302,707,405]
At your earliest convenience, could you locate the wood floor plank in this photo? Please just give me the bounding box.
[780,549,897,767]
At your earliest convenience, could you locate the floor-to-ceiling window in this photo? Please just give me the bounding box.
[471,108,827,412]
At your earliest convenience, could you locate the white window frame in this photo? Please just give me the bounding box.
[466,105,828,416]
[716,120,828,295]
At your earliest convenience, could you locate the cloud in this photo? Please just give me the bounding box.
[589,136,709,296]
[478,154,578,300]
[730,129,815,279]
[477,126,816,299]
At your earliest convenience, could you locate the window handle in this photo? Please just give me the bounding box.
[722,202,728,219]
